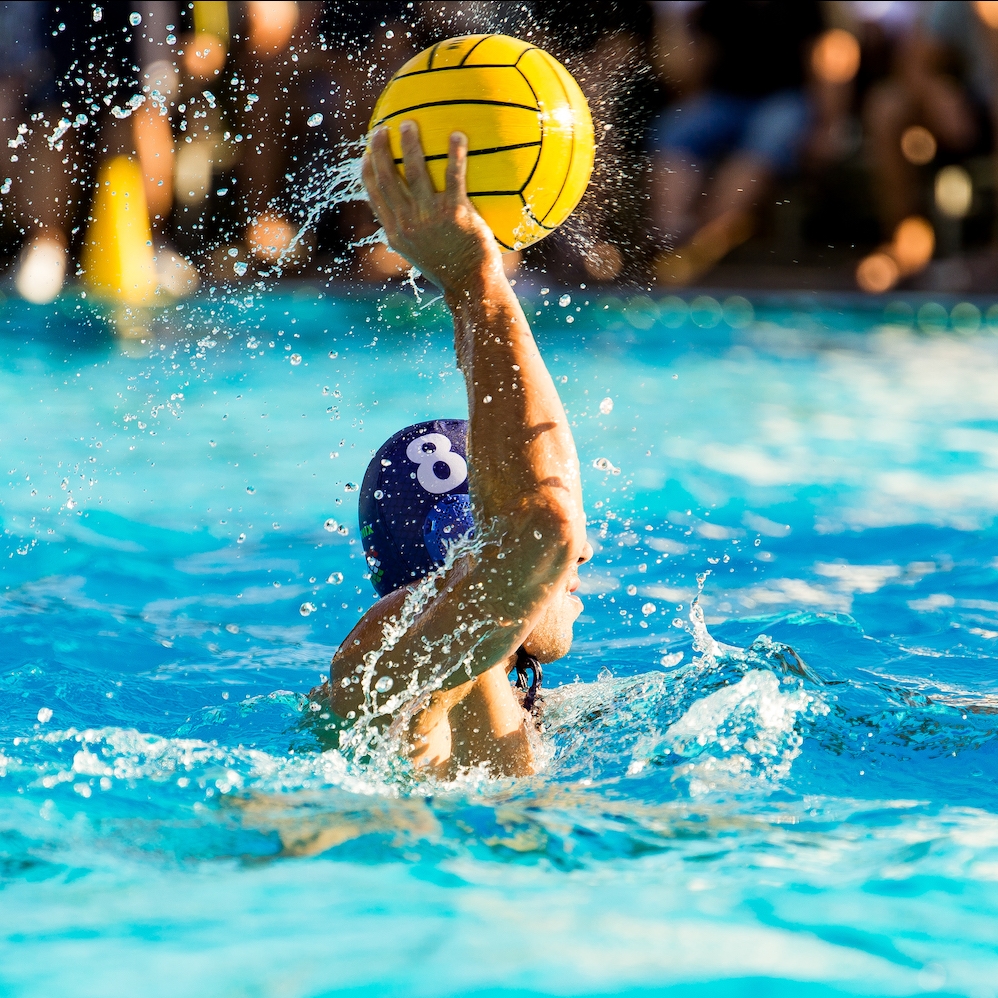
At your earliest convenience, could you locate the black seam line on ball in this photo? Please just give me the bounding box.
[391,140,542,165]
[514,46,540,66]
[374,99,539,127]
[539,52,576,225]
[427,42,442,70]
[458,35,489,65]
[393,62,539,79]
[514,63,544,192]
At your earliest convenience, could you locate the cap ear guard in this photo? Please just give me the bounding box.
[358,419,473,596]
[422,492,475,563]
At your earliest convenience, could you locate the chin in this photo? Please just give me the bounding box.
[525,637,572,664]
[523,598,580,663]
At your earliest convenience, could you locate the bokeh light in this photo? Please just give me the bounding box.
[689,295,722,328]
[892,216,935,274]
[185,33,227,78]
[722,295,754,328]
[856,252,899,293]
[973,0,998,28]
[248,0,300,58]
[900,125,937,165]
[951,301,982,334]
[917,301,949,334]
[935,165,974,218]
[658,296,688,329]
[811,29,861,84]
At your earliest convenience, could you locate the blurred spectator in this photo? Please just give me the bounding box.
[0,2,74,303]
[858,0,998,291]
[233,1,322,269]
[0,2,197,301]
[865,1,993,232]
[648,0,826,284]
[5,0,998,297]
[522,0,659,283]
[312,0,417,281]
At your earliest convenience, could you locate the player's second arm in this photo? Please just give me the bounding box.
[329,492,576,716]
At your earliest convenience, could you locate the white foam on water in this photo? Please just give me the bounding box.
[636,669,826,795]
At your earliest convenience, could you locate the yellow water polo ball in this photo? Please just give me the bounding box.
[369,34,595,251]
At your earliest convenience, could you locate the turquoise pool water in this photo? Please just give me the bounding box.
[2,288,998,997]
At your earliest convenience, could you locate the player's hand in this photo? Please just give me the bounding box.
[362,122,503,293]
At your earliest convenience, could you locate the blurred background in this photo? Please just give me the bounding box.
[3,0,998,302]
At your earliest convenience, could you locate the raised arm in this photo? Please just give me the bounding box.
[327,124,587,722]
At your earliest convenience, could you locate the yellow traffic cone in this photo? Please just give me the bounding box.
[81,156,157,305]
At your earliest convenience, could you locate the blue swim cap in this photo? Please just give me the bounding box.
[359,419,475,597]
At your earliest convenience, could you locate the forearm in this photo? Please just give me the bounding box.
[446,266,583,529]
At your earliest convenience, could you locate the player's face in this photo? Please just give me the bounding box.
[522,540,593,663]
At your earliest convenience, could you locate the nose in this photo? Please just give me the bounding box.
[578,541,593,566]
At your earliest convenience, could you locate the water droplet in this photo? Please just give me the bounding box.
[345,482,358,492]
[483,395,493,403]
[565,315,574,323]
[385,29,395,38]
[290,353,302,365]
[380,458,392,467]
[37,707,53,723]
[299,602,317,617]
[209,439,216,447]
[559,294,571,307]
[599,397,613,414]
[641,602,657,616]
[337,525,349,536]
[227,247,238,257]
[233,261,248,277]
[129,11,141,25]
[93,6,103,21]
[626,584,637,595]
[540,287,550,295]
[166,32,176,44]
[373,489,384,500]
[236,533,246,543]
[245,486,255,494]
[324,518,338,532]
[374,675,393,693]
[307,112,324,127]
[326,572,343,584]
[328,350,338,359]
[225,623,239,633]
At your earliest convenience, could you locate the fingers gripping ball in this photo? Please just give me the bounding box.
[369,34,595,251]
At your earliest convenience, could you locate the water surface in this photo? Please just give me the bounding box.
[2,290,998,997]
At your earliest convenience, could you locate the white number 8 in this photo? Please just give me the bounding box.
[406,433,468,495]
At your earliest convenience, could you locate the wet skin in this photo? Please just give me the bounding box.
[315,123,590,778]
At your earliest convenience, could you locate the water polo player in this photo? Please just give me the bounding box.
[317,123,591,777]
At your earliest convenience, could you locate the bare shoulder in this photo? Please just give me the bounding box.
[323,585,412,716]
